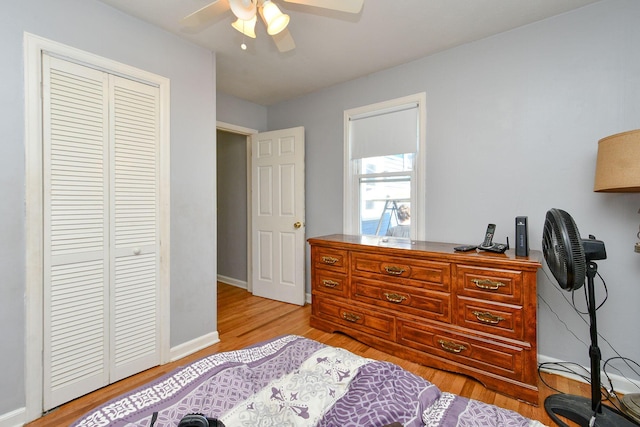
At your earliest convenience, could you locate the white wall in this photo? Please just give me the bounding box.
[268,0,640,383]
[1,0,217,420]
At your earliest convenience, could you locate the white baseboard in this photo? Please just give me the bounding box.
[169,331,220,362]
[538,354,640,395]
[0,407,25,427]
[217,275,247,289]
[217,276,313,306]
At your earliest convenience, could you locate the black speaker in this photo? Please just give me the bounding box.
[515,216,529,257]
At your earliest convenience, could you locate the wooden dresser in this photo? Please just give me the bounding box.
[308,234,542,404]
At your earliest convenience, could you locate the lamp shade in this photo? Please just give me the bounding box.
[261,0,289,35]
[594,129,640,192]
[229,0,256,20]
[231,15,257,38]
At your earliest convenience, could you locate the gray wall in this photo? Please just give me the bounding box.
[2,0,217,417]
[268,0,640,380]
[217,91,268,131]
[217,130,248,283]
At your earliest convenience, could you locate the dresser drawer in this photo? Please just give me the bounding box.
[397,319,527,382]
[312,271,348,298]
[313,296,395,340]
[351,277,451,323]
[456,296,523,341]
[351,252,450,292]
[456,265,523,304]
[312,246,348,274]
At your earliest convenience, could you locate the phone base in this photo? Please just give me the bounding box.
[478,243,508,253]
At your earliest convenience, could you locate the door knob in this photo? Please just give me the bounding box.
[293,221,302,229]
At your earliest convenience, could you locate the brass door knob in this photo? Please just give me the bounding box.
[294,221,302,229]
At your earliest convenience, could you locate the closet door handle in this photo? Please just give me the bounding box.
[133,248,142,255]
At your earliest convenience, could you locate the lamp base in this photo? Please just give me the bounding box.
[545,394,639,427]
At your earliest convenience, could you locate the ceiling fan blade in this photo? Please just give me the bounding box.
[282,0,363,14]
[272,28,296,52]
[181,0,230,28]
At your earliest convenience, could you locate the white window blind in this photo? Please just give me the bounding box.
[349,103,418,159]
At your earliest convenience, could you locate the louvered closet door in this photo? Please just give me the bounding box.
[42,55,161,409]
[43,56,110,409]
[109,75,161,382]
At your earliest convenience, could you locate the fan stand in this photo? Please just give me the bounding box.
[545,261,639,427]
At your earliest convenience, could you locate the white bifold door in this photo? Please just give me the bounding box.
[42,54,162,409]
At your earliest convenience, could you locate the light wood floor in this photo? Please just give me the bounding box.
[28,282,593,426]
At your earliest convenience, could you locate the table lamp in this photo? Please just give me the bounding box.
[593,129,640,424]
[594,129,640,254]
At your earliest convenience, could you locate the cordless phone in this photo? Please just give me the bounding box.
[480,223,496,249]
[478,223,509,253]
[454,223,508,254]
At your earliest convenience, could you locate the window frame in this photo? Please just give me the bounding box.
[343,93,427,240]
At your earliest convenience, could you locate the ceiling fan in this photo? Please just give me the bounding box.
[181,0,364,52]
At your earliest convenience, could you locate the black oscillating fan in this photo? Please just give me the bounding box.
[542,208,638,427]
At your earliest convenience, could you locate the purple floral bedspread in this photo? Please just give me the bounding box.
[71,335,545,427]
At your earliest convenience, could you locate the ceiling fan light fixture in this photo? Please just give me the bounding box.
[231,15,257,38]
[261,0,290,35]
[229,0,257,20]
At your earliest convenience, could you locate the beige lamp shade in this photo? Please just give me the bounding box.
[594,129,640,192]
[261,0,289,35]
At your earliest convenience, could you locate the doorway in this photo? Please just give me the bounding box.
[215,123,306,305]
[216,122,255,292]
[216,128,251,289]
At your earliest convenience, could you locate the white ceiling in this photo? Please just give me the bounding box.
[97,0,600,106]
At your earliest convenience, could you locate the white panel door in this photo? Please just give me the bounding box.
[251,127,305,305]
[43,56,110,409]
[109,75,161,381]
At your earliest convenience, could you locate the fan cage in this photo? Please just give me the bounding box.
[542,209,586,291]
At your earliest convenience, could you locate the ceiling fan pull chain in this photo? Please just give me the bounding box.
[241,19,247,50]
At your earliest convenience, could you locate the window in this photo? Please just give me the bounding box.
[344,93,426,240]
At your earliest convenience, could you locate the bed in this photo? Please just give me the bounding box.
[71,335,546,427]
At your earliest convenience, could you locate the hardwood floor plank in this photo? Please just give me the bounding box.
[27,282,597,426]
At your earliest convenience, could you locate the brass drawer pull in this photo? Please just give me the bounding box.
[321,256,339,265]
[322,279,339,288]
[342,312,361,322]
[383,292,407,303]
[384,266,406,275]
[472,278,506,290]
[438,340,467,354]
[472,310,505,325]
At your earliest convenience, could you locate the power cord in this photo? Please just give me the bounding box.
[537,266,640,413]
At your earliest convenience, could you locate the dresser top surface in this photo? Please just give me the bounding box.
[308,234,542,268]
